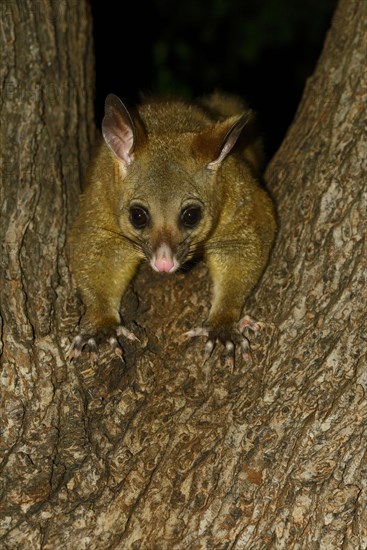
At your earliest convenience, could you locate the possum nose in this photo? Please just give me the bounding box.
[155,258,174,272]
[151,243,177,273]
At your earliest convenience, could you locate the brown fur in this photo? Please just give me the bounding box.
[68,92,276,340]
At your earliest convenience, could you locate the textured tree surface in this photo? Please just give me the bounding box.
[1,0,366,548]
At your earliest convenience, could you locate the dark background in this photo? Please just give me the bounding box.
[90,0,337,158]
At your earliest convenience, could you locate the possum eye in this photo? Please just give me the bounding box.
[180,205,202,228]
[129,206,149,229]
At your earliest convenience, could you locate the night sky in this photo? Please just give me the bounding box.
[90,0,337,158]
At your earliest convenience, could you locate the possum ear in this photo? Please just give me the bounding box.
[193,110,252,169]
[102,94,146,165]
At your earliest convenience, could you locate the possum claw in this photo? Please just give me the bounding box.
[116,325,140,342]
[67,324,139,361]
[241,337,251,362]
[66,335,84,360]
[203,339,215,363]
[224,341,235,368]
[184,327,210,338]
[238,315,262,333]
[66,335,100,362]
[186,315,262,365]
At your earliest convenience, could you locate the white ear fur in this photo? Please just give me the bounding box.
[102,94,135,164]
[208,110,252,169]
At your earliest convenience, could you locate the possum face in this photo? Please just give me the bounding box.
[118,144,218,272]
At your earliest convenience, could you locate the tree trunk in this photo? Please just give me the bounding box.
[1,0,366,548]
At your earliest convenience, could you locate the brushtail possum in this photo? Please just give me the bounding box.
[68,92,276,365]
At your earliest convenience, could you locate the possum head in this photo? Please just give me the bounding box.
[102,94,251,273]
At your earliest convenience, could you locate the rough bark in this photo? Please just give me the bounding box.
[1,0,366,549]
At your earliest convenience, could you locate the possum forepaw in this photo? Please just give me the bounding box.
[67,324,139,362]
[185,315,262,367]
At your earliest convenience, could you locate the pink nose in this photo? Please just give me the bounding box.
[151,243,177,273]
[154,258,175,272]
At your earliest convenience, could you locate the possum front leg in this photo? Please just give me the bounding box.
[68,238,141,361]
[186,244,264,366]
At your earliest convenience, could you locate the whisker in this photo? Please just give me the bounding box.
[188,239,246,254]
[93,225,143,252]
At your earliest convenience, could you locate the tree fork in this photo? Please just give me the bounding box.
[0,0,366,548]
